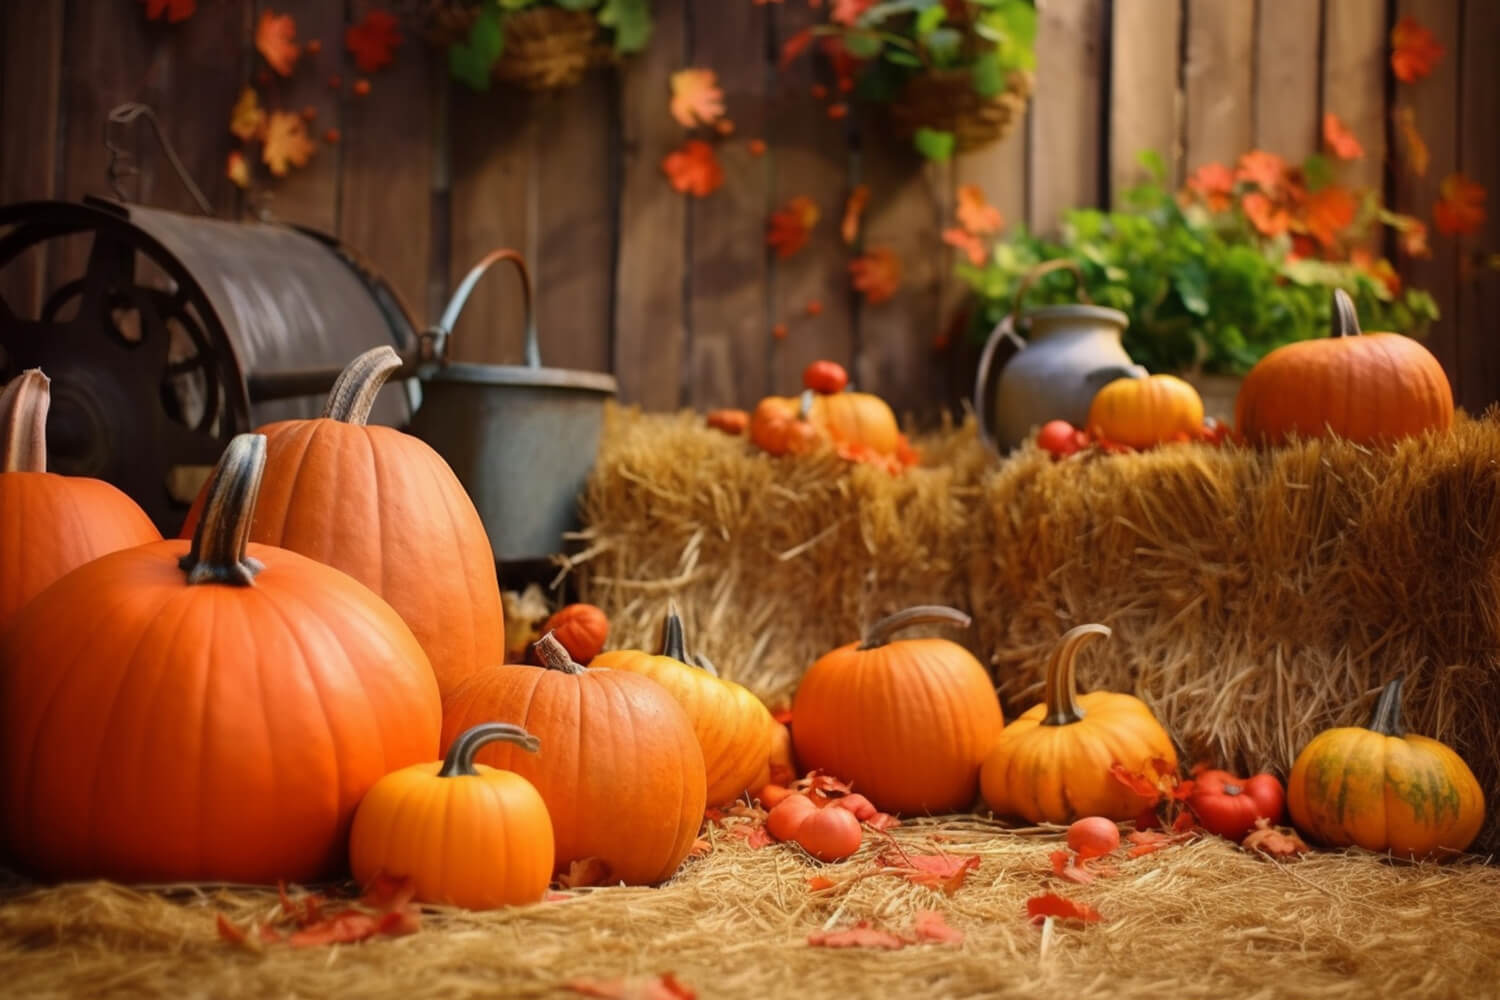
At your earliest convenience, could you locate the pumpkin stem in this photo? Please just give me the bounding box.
[858,605,972,650]
[534,631,587,675]
[178,434,268,586]
[660,601,689,662]
[438,722,541,778]
[1366,676,1406,737]
[692,652,721,678]
[797,389,815,421]
[0,368,50,473]
[1041,623,1112,726]
[322,346,403,424]
[1331,288,1362,339]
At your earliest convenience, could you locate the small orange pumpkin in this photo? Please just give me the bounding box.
[536,603,610,664]
[749,391,824,456]
[349,723,555,909]
[1087,373,1204,448]
[980,624,1178,824]
[791,606,1005,815]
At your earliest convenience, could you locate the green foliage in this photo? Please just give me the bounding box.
[449,7,504,92]
[913,128,955,162]
[955,155,1439,375]
[446,0,653,90]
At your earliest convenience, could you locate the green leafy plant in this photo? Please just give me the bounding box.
[445,0,652,92]
[953,150,1438,375]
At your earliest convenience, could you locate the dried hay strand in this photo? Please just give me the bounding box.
[2,822,1496,1000]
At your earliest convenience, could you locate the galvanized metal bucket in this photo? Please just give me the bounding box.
[408,250,617,564]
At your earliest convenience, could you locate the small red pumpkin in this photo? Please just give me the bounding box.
[535,603,610,664]
[1187,769,1286,841]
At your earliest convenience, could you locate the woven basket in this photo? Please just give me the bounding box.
[886,67,1034,153]
[393,0,482,47]
[493,7,608,92]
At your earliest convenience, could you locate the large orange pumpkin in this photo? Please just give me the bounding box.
[0,369,160,629]
[0,434,442,883]
[181,347,504,697]
[1287,677,1484,858]
[441,633,707,886]
[980,624,1178,823]
[1235,288,1454,446]
[592,604,774,806]
[791,606,1005,815]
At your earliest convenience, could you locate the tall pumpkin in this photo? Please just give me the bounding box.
[791,606,1005,815]
[1287,677,1484,858]
[0,369,160,629]
[180,347,504,697]
[980,624,1177,823]
[0,434,441,883]
[592,605,774,806]
[1235,288,1454,446]
[441,633,707,886]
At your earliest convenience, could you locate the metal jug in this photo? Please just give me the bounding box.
[972,259,1145,453]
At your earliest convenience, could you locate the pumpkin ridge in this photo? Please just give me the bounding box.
[266,421,324,550]
[412,430,477,673]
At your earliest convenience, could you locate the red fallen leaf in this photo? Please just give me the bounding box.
[346,10,402,74]
[1434,173,1487,237]
[287,910,380,948]
[728,823,774,849]
[256,9,301,77]
[559,856,614,889]
[942,227,986,266]
[849,247,902,304]
[767,196,820,258]
[1390,16,1443,84]
[912,909,964,944]
[359,871,416,912]
[1050,849,1096,884]
[1026,893,1102,925]
[216,912,250,946]
[957,184,1004,235]
[375,906,422,937]
[300,893,325,926]
[840,184,870,246]
[277,880,299,918]
[875,850,980,895]
[1125,828,1194,858]
[662,140,724,197]
[808,921,907,950]
[1241,817,1311,860]
[1109,763,1162,803]
[1322,112,1364,160]
[140,0,196,22]
[259,924,283,944]
[806,875,836,891]
[670,68,725,128]
[565,973,697,999]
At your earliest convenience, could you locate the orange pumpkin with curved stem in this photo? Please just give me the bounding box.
[791,606,1005,815]
[0,434,441,883]
[0,370,160,629]
[980,624,1177,823]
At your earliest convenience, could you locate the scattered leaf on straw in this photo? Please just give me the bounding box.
[808,922,908,950]
[840,184,870,245]
[1125,829,1194,859]
[558,857,614,889]
[139,0,196,23]
[225,151,251,190]
[1241,817,1311,860]
[262,111,316,177]
[1390,16,1443,84]
[1026,893,1102,925]
[943,227,986,266]
[669,69,725,128]
[662,140,725,197]
[728,823,774,849]
[956,184,1004,235]
[912,910,964,944]
[806,875,836,891]
[876,849,980,895]
[767,196,821,258]
[565,974,697,1000]
[849,247,902,304]
[256,9,301,77]
[1393,106,1430,178]
[1050,849,1096,884]
[216,912,252,948]
[865,811,900,832]
[1434,173,1487,236]
[229,87,266,142]
[686,837,712,859]
[359,872,417,912]
[345,9,402,74]
[1322,113,1364,161]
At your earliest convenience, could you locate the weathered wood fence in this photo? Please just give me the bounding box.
[3,0,1497,421]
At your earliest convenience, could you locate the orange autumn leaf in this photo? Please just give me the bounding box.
[1351,249,1402,296]
[808,921,908,950]
[1026,893,1103,925]
[942,227,986,266]
[1434,173,1487,236]
[345,9,402,74]
[1050,849,1097,884]
[849,247,901,304]
[1397,217,1431,258]
[956,184,1003,235]
[359,872,417,912]
[558,856,614,889]
[1393,106,1430,178]
[1390,16,1443,84]
[780,27,815,68]
[226,151,251,189]
[727,823,774,849]
[139,0,196,23]
[1303,185,1358,248]
[565,974,697,1000]
[1235,150,1289,194]
[1243,192,1290,238]
[229,87,265,141]
[875,848,980,895]
[1185,162,1234,212]
[256,9,301,77]
[911,910,964,944]
[767,196,820,258]
[670,68,725,128]
[1322,112,1364,161]
[216,912,252,947]
[841,183,870,245]
[806,875,836,891]
[1241,817,1311,860]
[262,110,315,177]
[662,140,725,197]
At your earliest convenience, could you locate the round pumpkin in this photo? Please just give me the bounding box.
[535,603,609,665]
[180,347,505,698]
[980,624,1178,823]
[441,633,707,886]
[1236,288,1454,446]
[0,433,442,883]
[349,723,554,908]
[749,391,823,456]
[1087,373,1204,448]
[593,604,774,806]
[0,369,160,629]
[791,606,1005,815]
[1287,677,1484,858]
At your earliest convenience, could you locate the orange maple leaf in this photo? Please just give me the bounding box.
[565,974,697,999]
[670,68,725,128]
[808,921,908,950]
[226,151,251,189]
[841,183,870,245]
[956,184,1003,235]
[767,196,820,258]
[1390,16,1443,84]
[942,227,986,266]
[849,247,901,304]
[1322,112,1364,160]
[1185,162,1234,212]
[1241,817,1311,860]
[1235,150,1288,194]
[229,86,266,142]
[1243,192,1290,238]
[1392,106,1430,178]
[875,848,980,895]
[1026,892,1102,925]
[256,9,300,77]
[139,0,196,23]
[662,140,724,197]
[1303,185,1357,248]
[262,110,315,177]
[911,910,964,944]
[345,9,402,74]
[1434,172,1486,236]
[1351,249,1402,296]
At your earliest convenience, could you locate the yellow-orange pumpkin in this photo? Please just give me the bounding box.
[1087,373,1204,448]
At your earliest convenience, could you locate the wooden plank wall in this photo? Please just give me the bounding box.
[2,0,1498,418]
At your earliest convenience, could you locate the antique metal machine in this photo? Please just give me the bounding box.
[0,104,615,562]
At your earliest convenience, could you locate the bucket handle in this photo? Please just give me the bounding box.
[431,249,540,368]
[1006,258,1091,330]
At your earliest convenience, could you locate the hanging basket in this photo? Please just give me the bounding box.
[493,7,610,92]
[885,68,1034,153]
